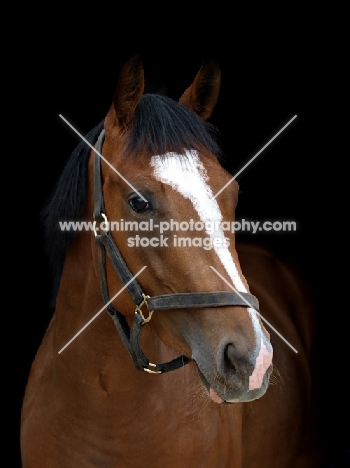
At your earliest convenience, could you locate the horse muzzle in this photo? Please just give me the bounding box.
[193,335,273,403]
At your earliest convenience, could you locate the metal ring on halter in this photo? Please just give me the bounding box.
[93,213,110,237]
[135,294,154,324]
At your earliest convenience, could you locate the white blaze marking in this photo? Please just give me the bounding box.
[150,150,262,341]
[248,338,273,390]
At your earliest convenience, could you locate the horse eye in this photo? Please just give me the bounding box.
[128,196,151,213]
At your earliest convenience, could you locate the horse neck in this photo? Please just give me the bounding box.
[51,228,163,396]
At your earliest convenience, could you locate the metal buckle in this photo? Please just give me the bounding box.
[143,362,162,374]
[135,293,154,323]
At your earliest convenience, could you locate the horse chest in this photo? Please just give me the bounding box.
[25,372,243,467]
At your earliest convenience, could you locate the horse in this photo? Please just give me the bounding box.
[20,54,327,467]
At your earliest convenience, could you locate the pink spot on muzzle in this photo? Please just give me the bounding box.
[248,338,273,391]
[209,387,225,404]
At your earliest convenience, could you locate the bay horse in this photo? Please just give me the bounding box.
[21,55,326,467]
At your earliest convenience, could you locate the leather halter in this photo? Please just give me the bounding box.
[93,129,260,374]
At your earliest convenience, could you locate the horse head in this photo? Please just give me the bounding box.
[91,54,273,403]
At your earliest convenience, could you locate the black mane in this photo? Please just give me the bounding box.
[42,93,222,308]
[41,121,104,307]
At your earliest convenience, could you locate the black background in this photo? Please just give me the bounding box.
[15,14,347,467]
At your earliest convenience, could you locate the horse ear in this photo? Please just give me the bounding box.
[104,54,145,133]
[179,59,221,120]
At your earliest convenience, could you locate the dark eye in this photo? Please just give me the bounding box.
[128,196,151,213]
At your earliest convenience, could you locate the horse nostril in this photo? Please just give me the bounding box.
[223,343,255,377]
[223,344,238,374]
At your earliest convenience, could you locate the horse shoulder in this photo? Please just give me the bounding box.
[236,240,327,466]
[20,316,56,464]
